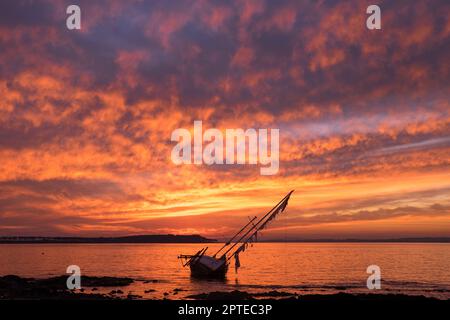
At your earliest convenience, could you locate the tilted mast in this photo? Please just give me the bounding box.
[213,216,257,258]
[221,190,294,261]
[178,190,294,277]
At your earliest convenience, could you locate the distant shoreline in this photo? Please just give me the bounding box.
[0,235,449,244]
[0,234,217,244]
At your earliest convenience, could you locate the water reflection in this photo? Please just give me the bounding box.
[0,243,449,299]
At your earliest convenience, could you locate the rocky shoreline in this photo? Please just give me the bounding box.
[0,275,134,300]
[0,275,447,301]
[186,290,445,301]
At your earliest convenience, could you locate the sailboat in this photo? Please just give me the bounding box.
[178,190,294,278]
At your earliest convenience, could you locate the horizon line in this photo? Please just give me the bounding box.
[0,235,449,244]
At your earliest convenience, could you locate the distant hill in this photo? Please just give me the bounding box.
[0,235,217,244]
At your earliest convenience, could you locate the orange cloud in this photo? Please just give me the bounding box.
[0,0,448,238]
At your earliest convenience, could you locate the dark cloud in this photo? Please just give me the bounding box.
[0,0,56,27]
[1,0,447,113]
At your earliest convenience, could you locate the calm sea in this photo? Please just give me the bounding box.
[1,243,449,299]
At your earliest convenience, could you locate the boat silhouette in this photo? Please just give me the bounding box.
[178,190,294,278]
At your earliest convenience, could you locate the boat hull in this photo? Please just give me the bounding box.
[190,256,228,278]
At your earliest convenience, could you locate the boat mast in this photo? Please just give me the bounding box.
[213,216,257,258]
[220,190,294,259]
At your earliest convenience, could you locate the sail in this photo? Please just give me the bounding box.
[259,193,290,231]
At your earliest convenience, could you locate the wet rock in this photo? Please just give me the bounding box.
[144,289,156,293]
[143,280,159,284]
[0,275,132,300]
[297,292,440,302]
[28,275,133,288]
[186,290,253,300]
[81,276,134,287]
[252,290,294,297]
[0,275,31,289]
[334,286,348,291]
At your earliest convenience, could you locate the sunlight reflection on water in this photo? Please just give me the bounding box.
[1,243,449,299]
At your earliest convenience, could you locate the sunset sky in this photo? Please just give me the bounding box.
[0,0,449,239]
